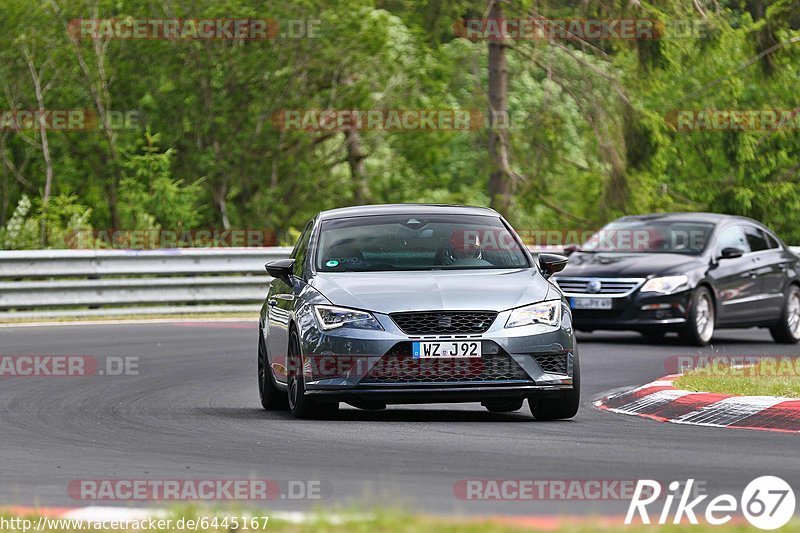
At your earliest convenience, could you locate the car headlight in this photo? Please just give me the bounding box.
[640,275,689,294]
[505,300,562,329]
[313,305,383,331]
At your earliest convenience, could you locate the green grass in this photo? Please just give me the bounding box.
[674,362,800,398]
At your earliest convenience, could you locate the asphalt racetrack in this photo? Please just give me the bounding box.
[1,321,798,516]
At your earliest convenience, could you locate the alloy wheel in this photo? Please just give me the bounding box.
[695,292,714,343]
[288,334,301,411]
[788,292,800,338]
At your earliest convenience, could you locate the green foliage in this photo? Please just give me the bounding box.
[119,130,205,232]
[0,195,35,249]
[0,193,93,249]
[0,0,799,248]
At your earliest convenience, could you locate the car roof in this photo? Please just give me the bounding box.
[317,204,499,221]
[613,212,761,225]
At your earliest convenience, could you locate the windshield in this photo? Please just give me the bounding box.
[580,220,715,254]
[315,214,530,272]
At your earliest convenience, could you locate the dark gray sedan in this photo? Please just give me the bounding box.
[259,204,578,419]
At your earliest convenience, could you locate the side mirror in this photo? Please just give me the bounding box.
[719,247,744,260]
[265,258,295,282]
[538,253,569,279]
[563,244,578,256]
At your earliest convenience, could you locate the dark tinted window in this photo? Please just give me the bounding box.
[292,221,313,277]
[316,214,529,272]
[580,220,714,254]
[763,230,780,250]
[742,225,769,252]
[716,226,750,254]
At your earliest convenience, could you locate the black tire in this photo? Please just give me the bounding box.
[530,352,580,420]
[770,285,800,344]
[258,327,289,411]
[482,399,524,413]
[679,287,715,346]
[287,330,339,419]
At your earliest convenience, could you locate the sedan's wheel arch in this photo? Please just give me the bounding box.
[286,324,338,419]
[701,280,716,313]
[680,285,716,346]
[696,281,717,310]
[770,283,800,343]
[287,326,301,410]
[258,325,289,410]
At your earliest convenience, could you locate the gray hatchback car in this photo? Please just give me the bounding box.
[258,204,579,419]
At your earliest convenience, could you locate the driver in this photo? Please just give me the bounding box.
[443,230,489,265]
[452,231,483,260]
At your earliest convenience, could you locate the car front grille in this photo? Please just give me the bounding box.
[554,277,644,297]
[360,351,531,384]
[390,311,497,335]
[533,353,568,375]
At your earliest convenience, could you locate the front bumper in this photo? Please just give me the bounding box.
[569,289,692,331]
[306,384,569,403]
[294,302,576,403]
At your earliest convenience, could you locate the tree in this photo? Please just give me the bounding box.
[487,0,513,214]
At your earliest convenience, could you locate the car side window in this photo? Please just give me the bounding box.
[762,230,781,250]
[292,221,314,278]
[290,225,308,259]
[742,225,769,252]
[716,225,750,255]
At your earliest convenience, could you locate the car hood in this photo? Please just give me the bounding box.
[309,269,552,314]
[559,252,706,278]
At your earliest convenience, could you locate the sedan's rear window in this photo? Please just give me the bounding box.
[315,214,530,272]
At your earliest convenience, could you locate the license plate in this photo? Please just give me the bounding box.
[412,341,482,359]
[571,297,613,310]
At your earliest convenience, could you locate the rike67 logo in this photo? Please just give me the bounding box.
[626,477,796,530]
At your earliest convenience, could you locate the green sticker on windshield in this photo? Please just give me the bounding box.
[326,260,339,268]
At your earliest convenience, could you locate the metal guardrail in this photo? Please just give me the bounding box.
[0,248,291,278]
[0,246,798,320]
[0,248,291,319]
